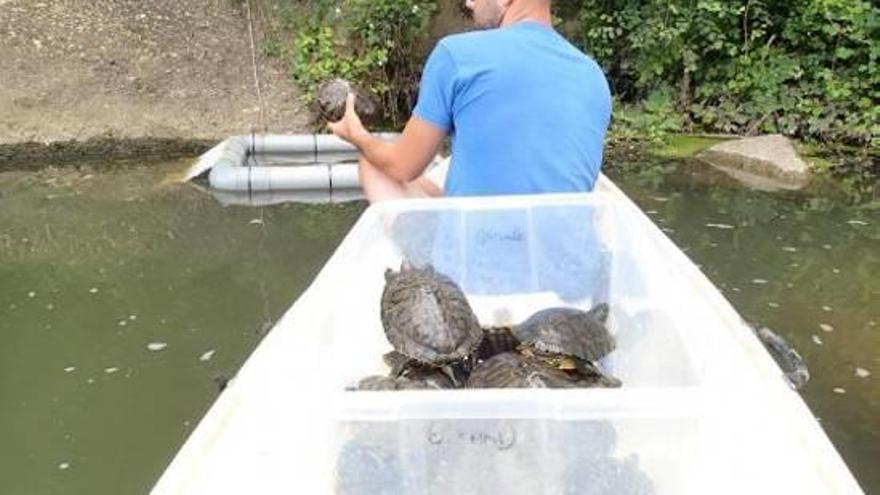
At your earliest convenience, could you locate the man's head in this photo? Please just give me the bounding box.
[464,0,551,30]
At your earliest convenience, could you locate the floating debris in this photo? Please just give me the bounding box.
[752,279,769,285]
[58,462,71,470]
[705,223,735,230]
[833,387,846,395]
[819,323,834,333]
[645,210,658,215]
[63,366,76,373]
[9,303,16,310]
[199,349,216,362]
[46,303,54,310]
[89,287,99,294]
[767,302,780,308]
[732,287,741,292]
[86,378,95,384]
[869,321,877,327]
[118,320,127,327]
[832,268,840,274]
[147,342,168,352]
[811,335,823,345]
[104,367,119,374]
[822,306,833,312]
[249,218,264,225]
[129,315,137,321]
[823,244,832,249]
[855,368,871,378]
[27,291,36,298]
[781,246,798,252]
[653,196,670,202]
[847,220,869,226]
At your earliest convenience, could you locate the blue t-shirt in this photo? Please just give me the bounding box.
[413,21,612,196]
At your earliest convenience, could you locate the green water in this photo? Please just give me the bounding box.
[0,160,366,494]
[608,158,879,493]
[1,156,877,494]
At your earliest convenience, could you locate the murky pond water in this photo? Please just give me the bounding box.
[0,159,366,494]
[609,158,879,493]
[1,155,877,494]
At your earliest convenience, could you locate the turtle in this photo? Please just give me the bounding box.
[381,261,483,365]
[355,373,452,391]
[752,325,809,390]
[512,303,615,363]
[382,350,463,387]
[315,78,380,123]
[467,352,591,389]
[335,436,402,494]
[475,326,521,362]
[561,454,656,495]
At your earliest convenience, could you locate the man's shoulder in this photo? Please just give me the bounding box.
[436,24,597,67]
[435,28,498,57]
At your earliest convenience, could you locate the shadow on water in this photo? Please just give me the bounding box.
[608,155,880,493]
[0,158,366,494]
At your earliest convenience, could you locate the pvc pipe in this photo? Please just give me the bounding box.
[209,164,331,192]
[329,163,360,189]
[210,188,364,207]
[198,133,404,193]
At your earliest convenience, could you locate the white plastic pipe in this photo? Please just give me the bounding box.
[186,133,401,183]
[210,189,365,207]
[209,164,331,192]
[199,133,404,192]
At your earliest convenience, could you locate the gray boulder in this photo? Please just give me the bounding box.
[697,135,811,190]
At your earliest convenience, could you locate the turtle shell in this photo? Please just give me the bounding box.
[336,436,402,494]
[315,78,380,123]
[512,303,615,362]
[356,372,453,391]
[466,352,585,389]
[381,261,483,364]
[475,326,521,362]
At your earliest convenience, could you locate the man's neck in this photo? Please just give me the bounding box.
[500,7,552,28]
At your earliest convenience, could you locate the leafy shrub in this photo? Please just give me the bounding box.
[565,0,879,146]
[265,0,435,128]
[610,88,684,144]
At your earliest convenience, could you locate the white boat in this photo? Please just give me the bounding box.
[152,176,865,494]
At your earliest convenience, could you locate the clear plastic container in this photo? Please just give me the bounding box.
[322,193,709,494]
[153,190,863,495]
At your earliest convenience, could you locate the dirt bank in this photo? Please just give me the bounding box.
[0,0,311,161]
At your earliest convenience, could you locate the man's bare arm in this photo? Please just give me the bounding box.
[328,94,447,182]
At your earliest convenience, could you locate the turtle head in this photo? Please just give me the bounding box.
[587,303,610,323]
[400,259,414,272]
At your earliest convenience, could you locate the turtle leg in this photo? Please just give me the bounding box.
[382,351,412,378]
[573,358,622,388]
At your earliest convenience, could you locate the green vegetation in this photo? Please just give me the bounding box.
[260,0,876,181]
[563,0,878,147]
[262,0,435,127]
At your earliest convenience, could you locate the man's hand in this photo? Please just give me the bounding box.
[327,93,368,147]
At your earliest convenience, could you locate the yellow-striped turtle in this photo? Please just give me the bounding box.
[512,303,615,362]
[467,352,594,389]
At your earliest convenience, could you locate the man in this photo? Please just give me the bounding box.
[328,0,611,203]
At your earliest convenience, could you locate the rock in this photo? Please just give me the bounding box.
[697,135,811,190]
